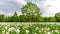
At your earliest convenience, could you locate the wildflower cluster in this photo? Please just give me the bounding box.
[0,23,60,34]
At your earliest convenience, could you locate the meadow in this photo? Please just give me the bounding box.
[0,22,60,34]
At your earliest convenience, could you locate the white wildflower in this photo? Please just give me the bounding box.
[2,30,5,34]
[8,27,15,32]
[47,28,50,30]
[39,30,41,32]
[11,27,15,29]
[25,30,29,33]
[23,25,28,29]
[5,26,8,29]
[15,29,20,33]
[8,28,11,31]
[41,28,44,31]
[44,30,47,33]
[35,27,39,30]
[55,30,59,33]
[47,32,51,34]
[34,33,37,34]
[51,31,54,33]
[6,32,9,34]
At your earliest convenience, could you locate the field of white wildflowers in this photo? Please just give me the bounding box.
[0,23,60,34]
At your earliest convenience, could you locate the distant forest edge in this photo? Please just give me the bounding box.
[0,2,60,22]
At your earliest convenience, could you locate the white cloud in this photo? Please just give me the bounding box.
[39,0,60,16]
[15,0,26,5]
[36,0,60,17]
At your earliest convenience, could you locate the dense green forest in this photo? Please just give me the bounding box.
[0,2,60,22]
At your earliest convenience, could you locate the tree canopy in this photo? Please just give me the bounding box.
[55,13,60,22]
[21,2,40,16]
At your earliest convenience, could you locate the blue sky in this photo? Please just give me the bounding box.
[0,0,60,17]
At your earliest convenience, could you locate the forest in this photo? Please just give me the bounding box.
[0,2,60,22]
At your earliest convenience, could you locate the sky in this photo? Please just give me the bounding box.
[0,0,60,17]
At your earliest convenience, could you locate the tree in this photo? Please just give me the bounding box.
[19,15,27,22]
[6,12,20,22]
[21,2,41,22]
[0,14,5,22]
[55,12,60,22]
[38,17,45,22]
[12,12,20,22]
[5,16,12,22]
[14,11,18,17]
[48,17,57,22]
[44,17,49,22]
[21,2,40,16]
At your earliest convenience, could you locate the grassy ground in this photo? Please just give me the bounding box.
[0,22,60,34]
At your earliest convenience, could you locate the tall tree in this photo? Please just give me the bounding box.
[21,2,40,16]
[14,11,18,17]
[12,12,20,22]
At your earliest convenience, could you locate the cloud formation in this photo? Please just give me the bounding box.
[0,0,24,16]
[41,0,60,17]
[15,0,26,5]
[0,0,60,17]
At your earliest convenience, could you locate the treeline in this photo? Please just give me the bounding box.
[0,2,60,22]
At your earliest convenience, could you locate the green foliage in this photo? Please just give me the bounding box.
[21,2,40,16]
[0,2,60,22]
[0,14,5,22]
[19,15,27,22]
[5,12,20,22]
[44,17,49,22]
[14,11,18,17]
[55,13,60,22]
[21,2,42,22]
[48,17,57,22]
